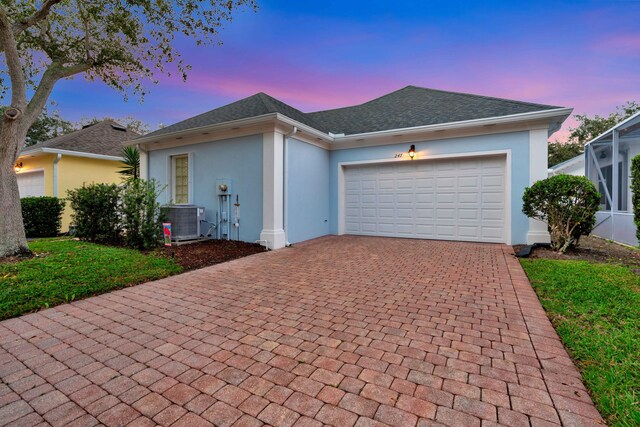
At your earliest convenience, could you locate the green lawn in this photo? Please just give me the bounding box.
[0,238,182,320]
[520,259,640,427]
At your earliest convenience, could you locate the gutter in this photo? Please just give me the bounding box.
[19,147,123,162]
[334,108,573,142]
[128,107,573,149]
[53,154,62,197]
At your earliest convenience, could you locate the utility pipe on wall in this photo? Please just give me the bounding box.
[283,126,298,246]
[53,154,62,197]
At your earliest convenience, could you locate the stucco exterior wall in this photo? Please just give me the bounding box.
[328,131,532,244]
[286,138,330,243]
[148,134,264,243]
[57,156,124,230]
[16,154,55,196]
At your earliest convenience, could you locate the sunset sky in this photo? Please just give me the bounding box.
[52,0,640,141]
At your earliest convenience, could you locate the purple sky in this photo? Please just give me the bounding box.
[51,0,640,141]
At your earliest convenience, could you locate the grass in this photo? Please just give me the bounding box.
[0,238,182,320]
[520,258,640,427]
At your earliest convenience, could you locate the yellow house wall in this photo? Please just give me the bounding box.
[16,154,55,196]
[57,156,124,231]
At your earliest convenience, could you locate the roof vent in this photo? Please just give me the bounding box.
[111,124,127,131]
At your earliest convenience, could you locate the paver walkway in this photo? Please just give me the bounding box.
[0,236,604,426]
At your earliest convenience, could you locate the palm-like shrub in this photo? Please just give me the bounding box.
[522,175,600,253]
[119,146,140,180]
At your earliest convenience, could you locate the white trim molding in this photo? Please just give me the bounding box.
[125,108,572,153]
[337,149,513,245]
[19,147,123,161]
[260,131,286,249]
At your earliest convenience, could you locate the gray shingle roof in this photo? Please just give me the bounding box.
[145,85,564,139]
[22,120,139,157]
[309,86,563,135]
[147,92,328,138]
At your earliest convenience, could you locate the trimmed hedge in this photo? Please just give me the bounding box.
[67,183,122,244]
[632,154,640,244]
[522,174,600,253]
[20,197,65,237]
[66,179,165,249]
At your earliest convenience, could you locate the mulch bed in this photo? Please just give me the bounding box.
[515,235,640,268]
[159,239,266,271]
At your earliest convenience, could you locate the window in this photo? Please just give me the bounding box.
[172,154,190,204]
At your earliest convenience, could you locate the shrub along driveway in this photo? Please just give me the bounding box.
[0,236,604,426]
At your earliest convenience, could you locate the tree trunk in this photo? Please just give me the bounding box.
[0,120,30,258]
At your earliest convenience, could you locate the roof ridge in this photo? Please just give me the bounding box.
[404,85,562,109]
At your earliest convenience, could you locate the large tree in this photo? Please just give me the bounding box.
[549,101,640,167]
[0,105,73,146]
[0,0,256,257]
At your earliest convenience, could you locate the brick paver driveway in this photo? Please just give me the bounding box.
[0,236,604,427]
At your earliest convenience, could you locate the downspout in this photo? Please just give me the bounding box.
[53,154,62,196]
[283,126,298,246]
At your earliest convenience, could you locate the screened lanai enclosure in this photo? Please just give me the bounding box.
[585,112,640,246]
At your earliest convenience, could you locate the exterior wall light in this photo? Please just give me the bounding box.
[14,162,23,173]
[408,145,416,160]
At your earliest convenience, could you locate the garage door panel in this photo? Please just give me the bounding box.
[396,193,414,204]
[458,176,480,188]
[436,176,456,188]
[416,208,434,218]
[482,175,504,187]
[436,193,456,204]
[343,155,507,243]
[459,208,479,220]
[17,171,45,198]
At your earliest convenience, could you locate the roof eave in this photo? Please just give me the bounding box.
[126,113,334,147]
[19,147,123,161]
[585,110,640,146]
[334,108,573,142]
[126,107,572,148]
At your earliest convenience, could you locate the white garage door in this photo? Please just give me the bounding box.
[17,171,45,197]
[343,155,507,243]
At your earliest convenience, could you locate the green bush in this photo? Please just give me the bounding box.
[121,179,164,249]
[67,183,122,244]
[632,154,640,245]
[522,174,600,253]
[20,197,65,237]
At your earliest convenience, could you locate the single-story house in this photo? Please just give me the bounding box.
[128,86,572,248]
[548,154,584,176]
[585,111,640,246]
[17,120,137,231]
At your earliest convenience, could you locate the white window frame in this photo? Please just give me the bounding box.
[167,153,194,205]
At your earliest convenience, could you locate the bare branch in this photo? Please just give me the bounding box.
[12,0,63,35]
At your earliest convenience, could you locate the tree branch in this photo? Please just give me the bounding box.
[0,7,27,112]
[24,61,92,126]
[12,0,63,35]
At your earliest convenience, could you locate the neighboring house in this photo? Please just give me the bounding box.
[17,120,138,231]
[585,111,640,246]
[548,154,584,176]
[129,86,571,249]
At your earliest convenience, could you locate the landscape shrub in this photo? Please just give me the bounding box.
[67,183,122,244]
[522,174,600,253]
[20,197,65,237]
[121,179,164,249]
[632,154,640,245]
